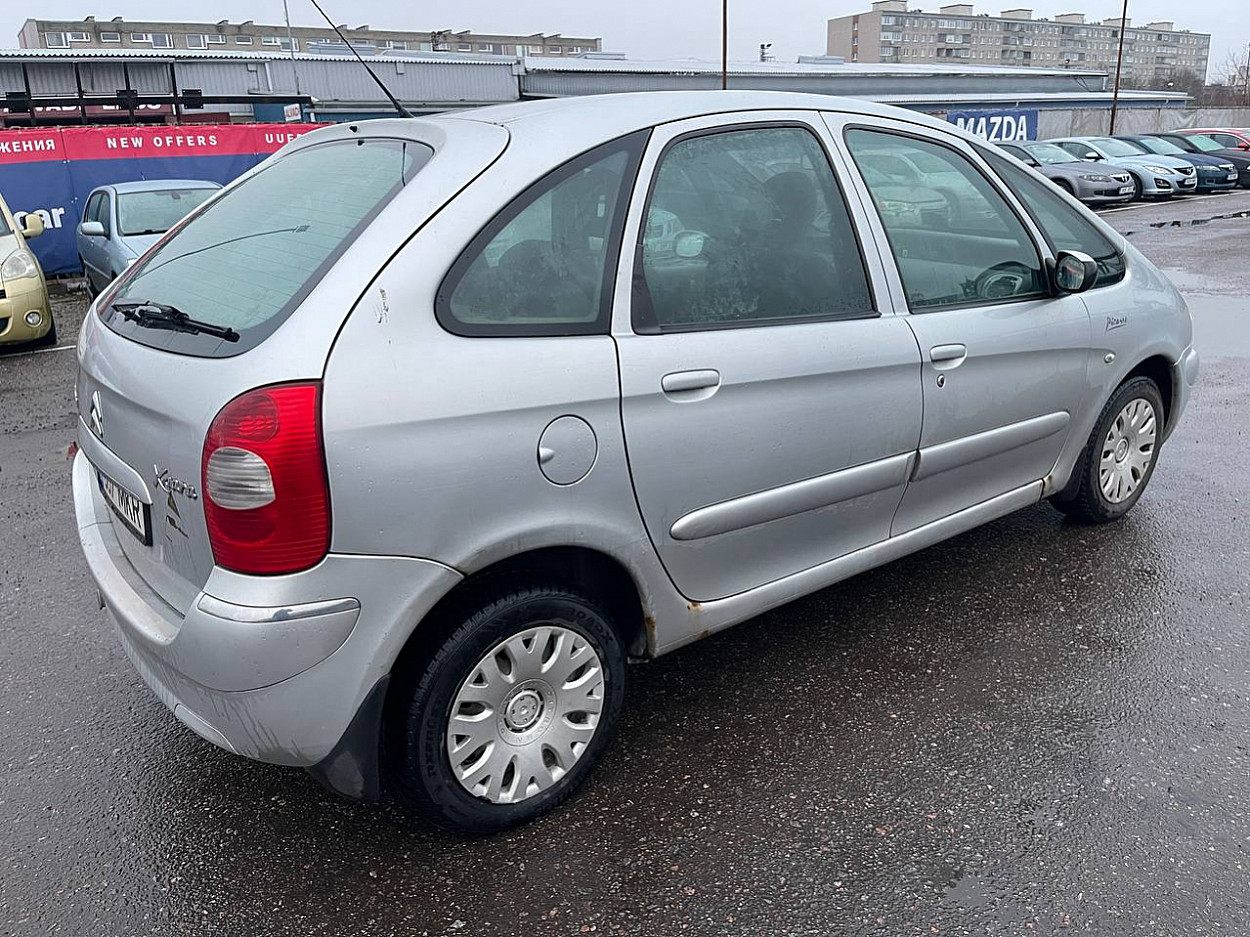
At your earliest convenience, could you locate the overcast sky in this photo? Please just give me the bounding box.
[5,1,1247,82]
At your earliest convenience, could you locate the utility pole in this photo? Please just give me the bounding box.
[721,0,728,90]
[282,0,303,96]
[1108,0,1128,133]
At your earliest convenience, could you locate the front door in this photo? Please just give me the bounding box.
[836,117,1091,533]
[614,115,924,602]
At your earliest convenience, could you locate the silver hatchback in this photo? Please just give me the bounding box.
[73,92,1198,831]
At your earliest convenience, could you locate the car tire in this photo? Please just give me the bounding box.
[1055,179,1074,196]
[1051,376,1164,524]
[387,583,626,832]
[1128,172,1144,201]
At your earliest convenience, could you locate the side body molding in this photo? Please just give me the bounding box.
[670,452,915,541]
[912,411,1070,481]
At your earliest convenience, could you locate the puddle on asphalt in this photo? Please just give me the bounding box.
[1123,209,1250,238]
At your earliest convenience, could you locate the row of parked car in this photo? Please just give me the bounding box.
[998,128,1250,205]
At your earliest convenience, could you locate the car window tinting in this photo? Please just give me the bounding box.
[845,129,1045,312]
[635,126,873,332]
[982,149,1126,289]
[106,139,429,357]
[117,188,217,236]
[440,136,645,336]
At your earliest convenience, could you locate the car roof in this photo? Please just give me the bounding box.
[104,179,222,194]
[438,90,965,157]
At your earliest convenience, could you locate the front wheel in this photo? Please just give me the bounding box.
[1052,376,1164,523]
[1128,172,1144,201]
[388,584,626,832]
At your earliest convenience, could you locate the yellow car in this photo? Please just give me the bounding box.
[0,194,54,347]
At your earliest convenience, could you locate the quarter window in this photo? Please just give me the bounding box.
[438,134,646,336]
[635,126,873,332]
[845,128,1045,311]
[981,149,1126,288]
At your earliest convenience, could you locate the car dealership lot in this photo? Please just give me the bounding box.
[2,192,1248,936]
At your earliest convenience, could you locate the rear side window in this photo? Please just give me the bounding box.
[105,139,430,357]
[437,131,647,336]
[845,128,1045,311]
[633,125,873,332]
[982,149,1126,289]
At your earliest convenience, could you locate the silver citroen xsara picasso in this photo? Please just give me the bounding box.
[73,92,1198,831]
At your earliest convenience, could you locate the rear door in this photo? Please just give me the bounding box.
[613,112,923,603]
[833,114,1091,533]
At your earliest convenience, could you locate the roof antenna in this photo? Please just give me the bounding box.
[306,0,414,117]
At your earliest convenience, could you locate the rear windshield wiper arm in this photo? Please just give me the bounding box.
[111,300,240,342]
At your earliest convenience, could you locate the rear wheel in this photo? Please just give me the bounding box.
[1052,376,1164,523]
[387,584,626,832]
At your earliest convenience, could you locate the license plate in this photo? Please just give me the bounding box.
[1118,185,1134,194]
[98,469,151,545]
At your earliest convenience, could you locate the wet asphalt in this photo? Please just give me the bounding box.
[1,192,1248,937]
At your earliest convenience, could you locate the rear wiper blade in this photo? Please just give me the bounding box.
[111,300,239,342]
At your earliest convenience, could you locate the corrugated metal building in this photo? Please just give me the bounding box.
[0,46,1189,126]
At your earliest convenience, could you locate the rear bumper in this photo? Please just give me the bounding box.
[72,450,462,787]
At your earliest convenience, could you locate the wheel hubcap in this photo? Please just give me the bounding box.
[447,625,605,804]
[1099,397,1157,504]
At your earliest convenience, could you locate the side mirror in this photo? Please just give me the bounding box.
[673,230,707,259]
[79,220,106,238]
[1083,152,1102,161]
[1053,250,1099,294]
[1240,143,1250,151]
[20,214,45,239]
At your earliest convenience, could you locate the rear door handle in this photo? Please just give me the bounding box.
[661,369,721,396]
[929,343,967,363]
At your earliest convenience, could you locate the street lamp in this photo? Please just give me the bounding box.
[721,0,728,90]
[1108,0,1128,133]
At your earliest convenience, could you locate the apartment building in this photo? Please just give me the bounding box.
[17,17,601,57]
[828,2,1211,83]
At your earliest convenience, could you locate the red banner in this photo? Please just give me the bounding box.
[0,128,65,165]
[0,123,324,165]
[57,123,324,160]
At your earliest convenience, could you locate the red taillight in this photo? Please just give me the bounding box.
[201,382,329,575]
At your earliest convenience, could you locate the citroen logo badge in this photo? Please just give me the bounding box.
[88,390,104,439]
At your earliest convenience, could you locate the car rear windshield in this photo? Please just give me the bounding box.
[103,138,431,357]
[117,188,217,236]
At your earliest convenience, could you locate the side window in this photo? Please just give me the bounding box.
[1211,133,1241,149]
[98,193,112,237]
[634,126,873,331]
[1058,142,1091,158]
[845,128,1045,312]
[981,149,1126,288]
[439,133,645,336]
[83,193,101,227]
